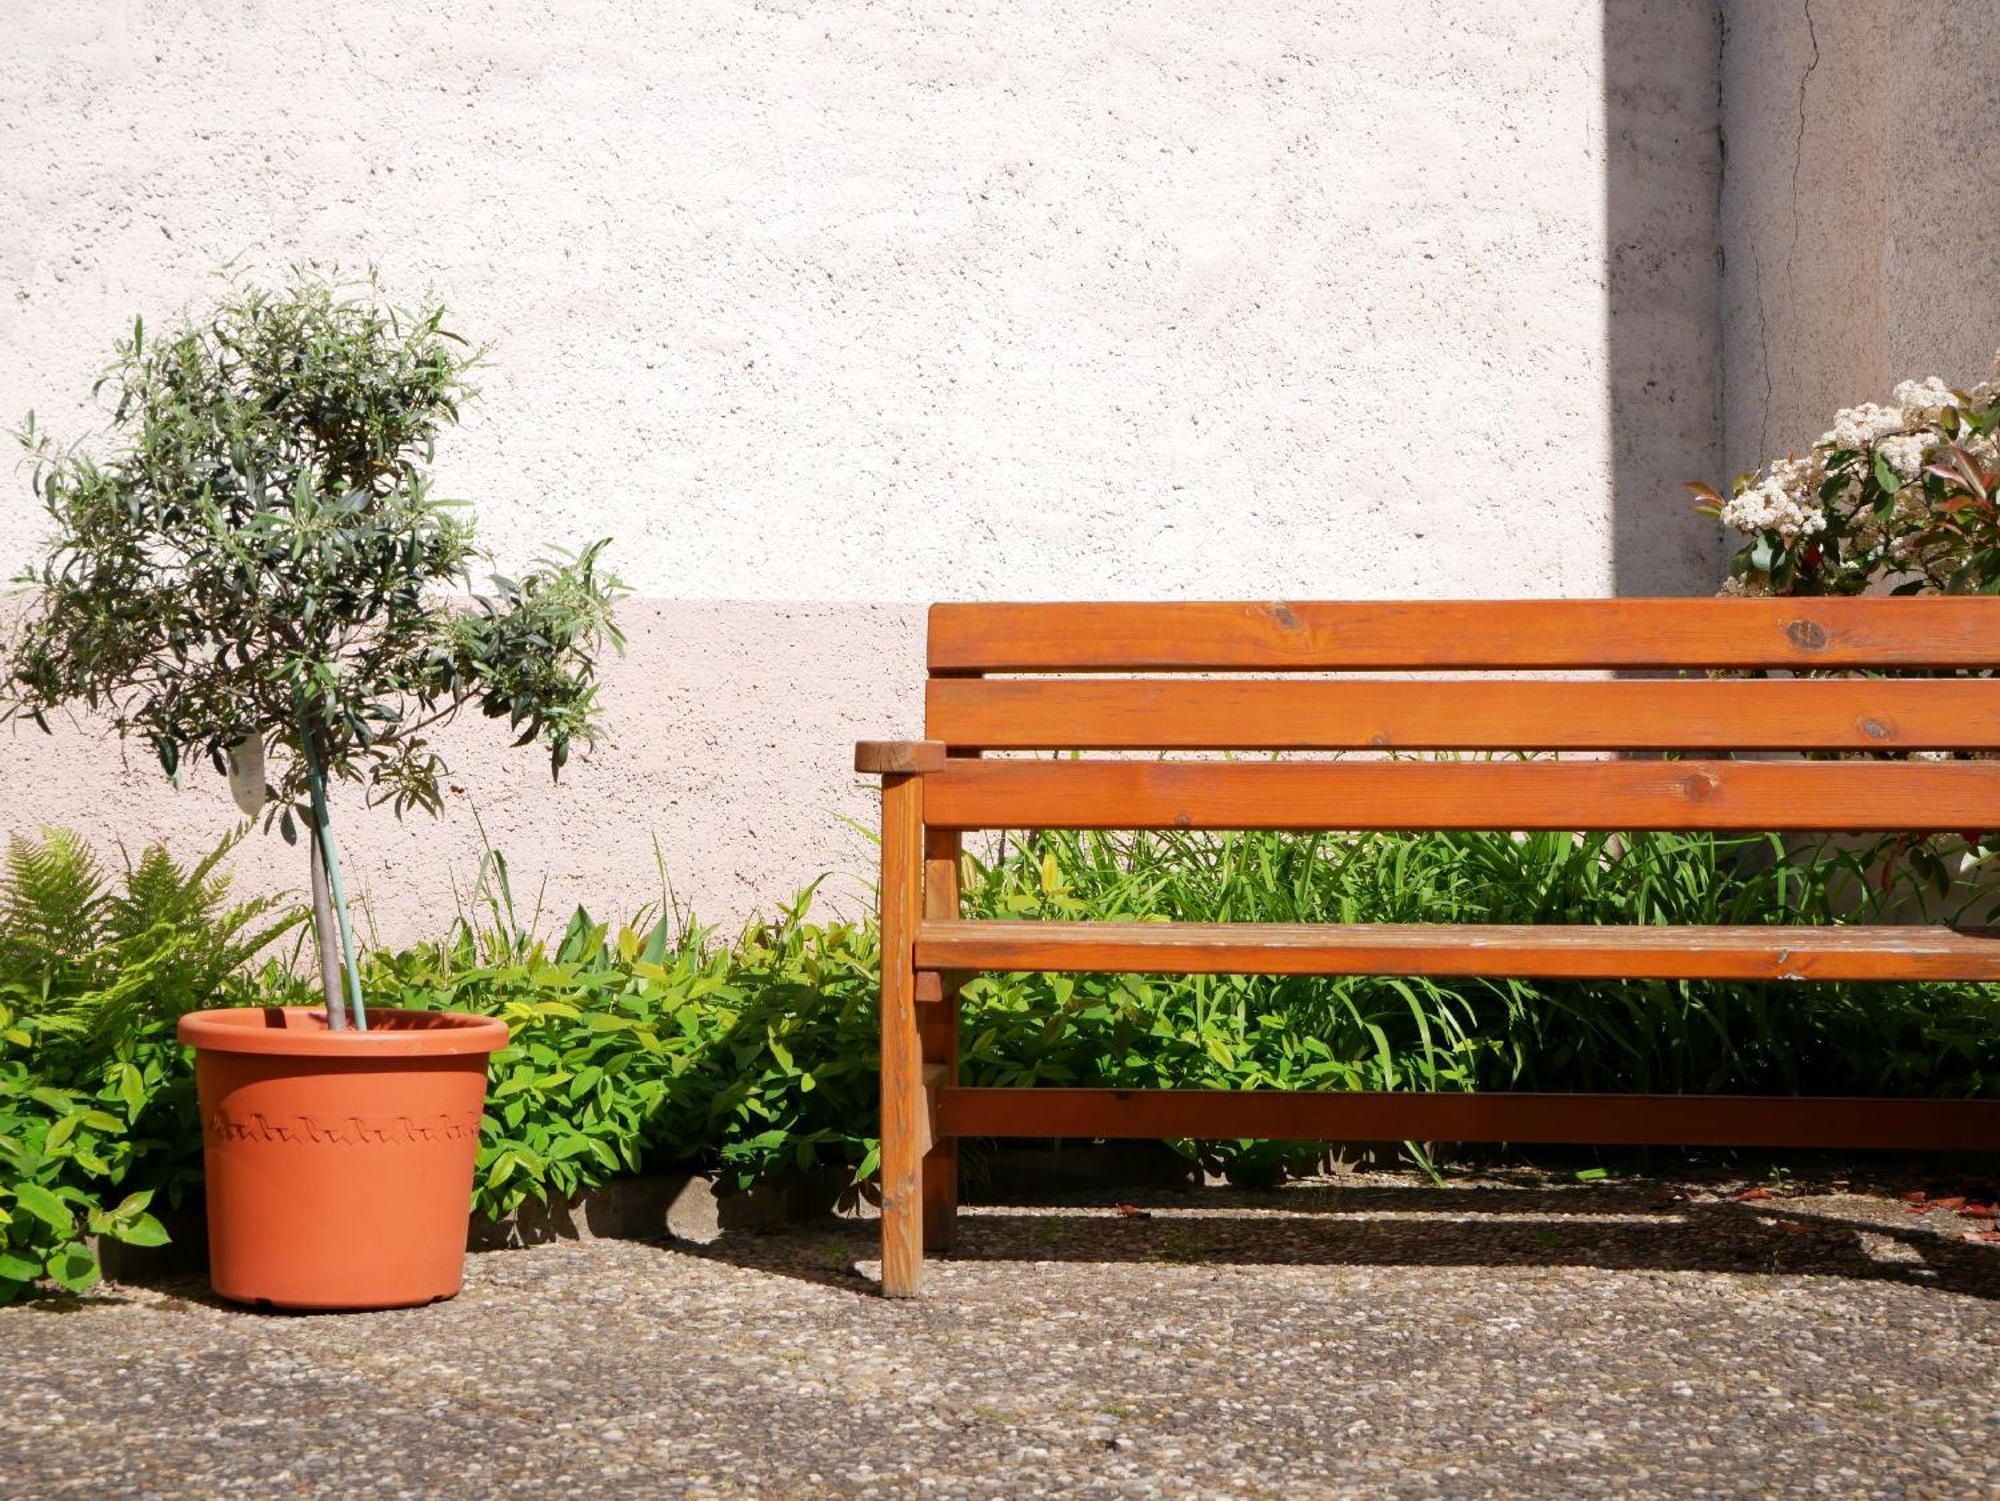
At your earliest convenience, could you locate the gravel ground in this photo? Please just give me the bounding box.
[6,1167,2000,1499]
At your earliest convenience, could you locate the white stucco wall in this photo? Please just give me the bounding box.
[0,1,1727,937]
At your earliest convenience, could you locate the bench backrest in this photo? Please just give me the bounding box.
[917,599,2000,834]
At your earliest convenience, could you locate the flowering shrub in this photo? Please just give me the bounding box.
[1694,352,2000,595]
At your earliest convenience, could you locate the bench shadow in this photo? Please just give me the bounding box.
[673,1182,2000,1303]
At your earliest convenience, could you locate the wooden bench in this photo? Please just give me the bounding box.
[854,599,2000,1297]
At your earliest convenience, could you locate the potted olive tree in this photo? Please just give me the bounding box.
[3,270,622,1309]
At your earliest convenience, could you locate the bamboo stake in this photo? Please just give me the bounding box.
[298,710,368,1031]
[306,816,349,1030]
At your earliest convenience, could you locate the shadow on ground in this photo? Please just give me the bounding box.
[677,1179,2000,1304]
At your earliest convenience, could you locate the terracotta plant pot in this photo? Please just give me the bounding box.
[177,1005,509,1311]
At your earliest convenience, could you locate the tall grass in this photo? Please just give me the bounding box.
[959,828,2000,1117]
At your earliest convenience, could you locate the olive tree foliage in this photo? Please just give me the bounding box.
[3,270,623,1026]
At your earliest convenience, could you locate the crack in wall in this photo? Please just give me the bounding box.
[1789,0,1820,273]
[1715,0,1733,468]
[1752,241,1771,463]
[1776,0,1821,455]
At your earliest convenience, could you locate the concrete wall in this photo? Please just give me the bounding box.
[4,2,1726,937]
[1720,0,2000,478]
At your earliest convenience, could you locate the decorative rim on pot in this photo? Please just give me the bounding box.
[177,1005,510,1058]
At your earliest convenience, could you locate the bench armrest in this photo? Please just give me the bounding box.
[854,739,948,776]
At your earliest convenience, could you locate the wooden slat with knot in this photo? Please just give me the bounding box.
[920,758,2000,833]
[914,920,2000,983]
[928,598,2000,672]
[925,676,2000,752]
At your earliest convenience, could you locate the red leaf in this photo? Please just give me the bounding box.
[1732,1186,1774,1202]
[1933,1196,1967,1211]
[1115,1203,1152,1220]
[1958,1204,1996,1220]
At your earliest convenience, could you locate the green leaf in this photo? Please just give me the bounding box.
[12,1182,73,1233]
[767,1030,795,1074]
[1873,449,1902,496]
[107,1213,170,1248]
[44,1243,100,1294]
[0,1250,41,1282]
[116,1064,146,1119]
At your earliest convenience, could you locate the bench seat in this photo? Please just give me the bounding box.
[915,920,2000,982]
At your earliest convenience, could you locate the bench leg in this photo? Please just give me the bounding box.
[919,1009,958,1250]
[878,771,925,1298]
[921,831,962,1251]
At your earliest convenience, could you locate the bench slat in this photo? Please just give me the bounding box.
[928,599,2000,672]
[926,677,2000,751]
[921,758,2000,832]
[916,920,2000,982]
[936,1087,2000,1150]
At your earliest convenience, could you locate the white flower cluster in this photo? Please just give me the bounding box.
[1768,453,1821,494]
[1823,402,1906,450]
[1719,474,1825,540]
[1876,432,1930,480]
[1718,350,2000,564]
[1892,376,1959,425]
[1809,353,2000,456]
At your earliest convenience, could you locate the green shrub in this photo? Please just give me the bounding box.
[10,817,2000,1294]
[668,886,882,1191]
[303,865,886,1214]
[1696,351,2000,597]
[337,823,2000,1206]
[0,830,302,1300]
[344,907,696,1220]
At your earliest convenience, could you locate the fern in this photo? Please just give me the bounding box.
[0,830,113,1007]
[0,828,308,1301]
[0,827,306,1058]
[98,830,304,1038]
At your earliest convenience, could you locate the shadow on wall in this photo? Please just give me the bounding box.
[1716,1,2000,506]
[1604,0,1726,598]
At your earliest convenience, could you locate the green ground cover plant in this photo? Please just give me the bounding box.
[6,819,1999,1298]
[0,830,301,1298]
